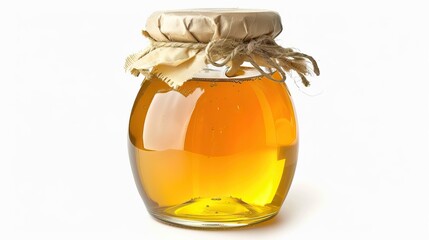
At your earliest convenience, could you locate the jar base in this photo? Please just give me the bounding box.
[149,197,279,228]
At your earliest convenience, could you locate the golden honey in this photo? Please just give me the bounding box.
[128,74,298,227]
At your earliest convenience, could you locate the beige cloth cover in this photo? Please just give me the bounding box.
[125,9,319,88]
[145,9,282,43]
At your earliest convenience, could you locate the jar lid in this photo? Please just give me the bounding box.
[145,9,283,43]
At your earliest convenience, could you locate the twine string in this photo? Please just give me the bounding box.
[128,31,320,86]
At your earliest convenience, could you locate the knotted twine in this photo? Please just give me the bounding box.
[125,30,320,87]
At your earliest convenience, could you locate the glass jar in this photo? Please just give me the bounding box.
[128,67,298,228]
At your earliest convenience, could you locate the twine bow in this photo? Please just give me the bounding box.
[125,31,320,86]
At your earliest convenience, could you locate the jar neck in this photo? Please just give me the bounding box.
[192,65,263,81]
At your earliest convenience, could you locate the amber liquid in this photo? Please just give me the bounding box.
[128,75,298,228]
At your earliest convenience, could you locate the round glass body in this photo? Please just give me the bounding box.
[128,69,298,228]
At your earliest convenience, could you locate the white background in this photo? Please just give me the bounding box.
[1,0,429,239]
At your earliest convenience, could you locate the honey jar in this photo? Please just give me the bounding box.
[125,9,319,228]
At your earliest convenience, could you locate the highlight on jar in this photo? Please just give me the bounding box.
[124,9,320,229]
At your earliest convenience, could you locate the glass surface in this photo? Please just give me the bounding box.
[128,72,298,228]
